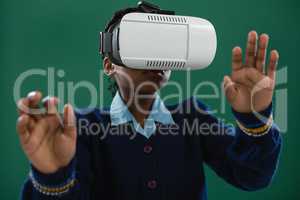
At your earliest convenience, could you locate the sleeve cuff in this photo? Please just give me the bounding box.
[30,158,76,187]
[232,103,273,128]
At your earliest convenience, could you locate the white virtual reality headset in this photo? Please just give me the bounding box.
[100,1,217,70]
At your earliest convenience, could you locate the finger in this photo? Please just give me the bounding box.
[27,91,42,108]
[256,34,269,73]
[245,31,258,67]
[267,50,279,80]
[232,47,243,71]
[27,91,44,117]
[25,119,49,155]
[63,104,76,139]
[42,96,64,131]
[42,96,60,114]
[223,76,238,103]
[27,117,36,132]
[17,98,29,115]
[17,114,30,145]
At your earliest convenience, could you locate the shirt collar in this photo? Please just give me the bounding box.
[110,91,175,138]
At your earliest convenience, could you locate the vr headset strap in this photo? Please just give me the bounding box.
[99,32,112,55]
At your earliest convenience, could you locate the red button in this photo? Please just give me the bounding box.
[144,145,153,154]
[147,180,157,189]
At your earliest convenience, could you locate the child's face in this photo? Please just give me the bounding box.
[113,64,171,95]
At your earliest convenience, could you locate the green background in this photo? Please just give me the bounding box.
[0,0,298,199]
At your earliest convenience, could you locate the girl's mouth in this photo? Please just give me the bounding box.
[148,70,165,76]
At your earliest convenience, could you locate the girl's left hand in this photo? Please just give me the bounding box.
[223,31,279,113]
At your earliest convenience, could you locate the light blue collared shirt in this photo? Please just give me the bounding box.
[110,91,175,139]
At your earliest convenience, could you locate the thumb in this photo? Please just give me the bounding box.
[63,104,76,139]
[16,114,30,146]
[223,76,238,103]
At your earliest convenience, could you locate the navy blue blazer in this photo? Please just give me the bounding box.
[21,97,282,200]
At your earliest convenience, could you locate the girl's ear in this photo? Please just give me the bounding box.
[103,57,116,76]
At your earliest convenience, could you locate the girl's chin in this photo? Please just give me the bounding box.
[136,84,163,95]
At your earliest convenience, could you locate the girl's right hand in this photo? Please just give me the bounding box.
[16,91,77,174]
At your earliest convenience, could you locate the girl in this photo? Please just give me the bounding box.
[17,3,281,200]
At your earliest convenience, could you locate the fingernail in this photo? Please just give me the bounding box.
[64,104,71,112]
[18,115,24,123]
[18,114,28,123]
[261,33,269,38]
[233,46,241,53]
[248,31,257,38]
[27,91,36,99]
[42,96,51,104]
[272,50,279,58]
